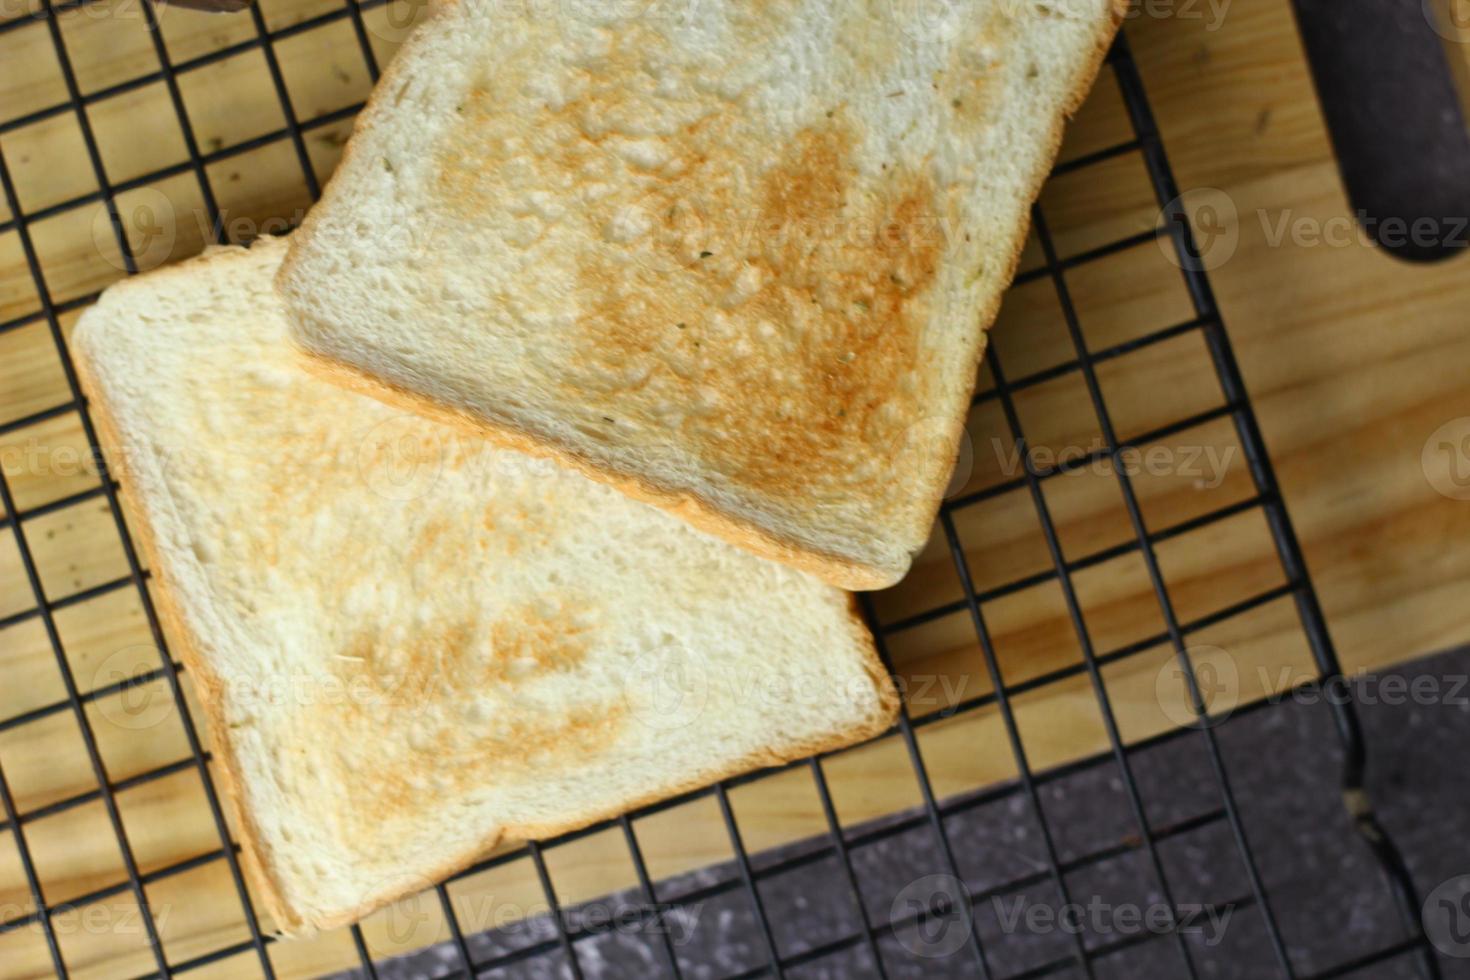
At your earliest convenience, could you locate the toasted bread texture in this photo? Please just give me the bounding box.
[278,0,1127,590]
[72,238,897,935]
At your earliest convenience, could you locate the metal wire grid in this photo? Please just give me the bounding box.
[0,1,1445,977]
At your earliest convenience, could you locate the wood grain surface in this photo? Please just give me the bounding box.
[0,0,1467,976]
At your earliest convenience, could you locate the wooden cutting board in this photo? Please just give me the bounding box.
[0,0,1466,976]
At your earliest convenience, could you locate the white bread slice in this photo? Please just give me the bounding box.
[72,237,897,936]
[277,0,1127,590]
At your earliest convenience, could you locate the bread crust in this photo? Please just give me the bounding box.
[73,336,307,935]
[281,0,1130,592]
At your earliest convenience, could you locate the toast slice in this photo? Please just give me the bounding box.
[72,237,897,935]
[278,0,1127,590]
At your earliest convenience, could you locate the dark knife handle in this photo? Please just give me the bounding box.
[1289,0,1470,262]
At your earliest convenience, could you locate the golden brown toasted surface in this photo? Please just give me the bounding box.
[418,12,955,519]
[207,380,634,857]
[559,116,940,498]
[325,599,623,847]
[282,0,1129,585]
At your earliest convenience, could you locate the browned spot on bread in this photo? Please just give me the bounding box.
[424,19,949,515]
[319,599,617,846]
[486,605,591,680]
[359,700,625,847]
[568,115,940,497]
[331,599,595,707]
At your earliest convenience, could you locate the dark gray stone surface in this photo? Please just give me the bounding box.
[336,646,1470,980]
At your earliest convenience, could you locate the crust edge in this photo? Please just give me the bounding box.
[297,349,903,591]
[72,332,310,936]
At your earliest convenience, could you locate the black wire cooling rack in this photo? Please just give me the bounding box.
[0,2,1448,978]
